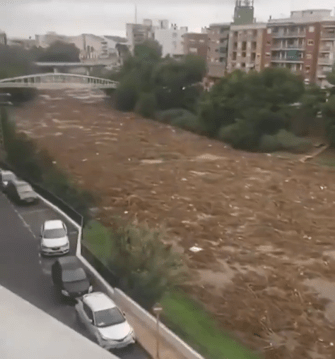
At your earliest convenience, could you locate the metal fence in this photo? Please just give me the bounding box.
[0,160,83,226]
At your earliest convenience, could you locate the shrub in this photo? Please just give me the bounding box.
[115,74,139,111]
[135,92,157,118]
[276,129,313,153]
[155,108,187,123]
[218,121,261,151]
[84,219,187,309]
[170,113,203,133]
[258,134,282,153]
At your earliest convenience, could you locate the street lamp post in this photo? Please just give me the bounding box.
[153,303,163,359]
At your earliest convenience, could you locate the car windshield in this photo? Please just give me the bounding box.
[3,173,15,181]
[44,228,66,239]
[62,268,86,282]
[94,307,125,328]
[17,185,33,193]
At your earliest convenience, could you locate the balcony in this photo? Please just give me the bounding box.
[321,32,335,39]
[319,46,333,52]
[272,31,306,38]
[271,57,303,63]
[272,44,305,50]
[318,57,334,66]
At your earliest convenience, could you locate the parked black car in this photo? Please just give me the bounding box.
[52,256,92,300]
[0,170,17,192]
[6,179,39,204]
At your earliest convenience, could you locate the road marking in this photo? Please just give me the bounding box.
[3,196,37,239]
[18,208,50,215]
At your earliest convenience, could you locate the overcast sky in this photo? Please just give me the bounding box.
[1,0,334,39]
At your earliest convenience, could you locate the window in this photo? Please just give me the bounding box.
[242,41,247,50]
[44,228,66,239]
[219,57,225,63]
[241,63,246,68]
[232,52,237,60]
[233,42,238,49]
[309,26,315,33]
[83,303,94,322]
[307,39,314,46]
[95,308,125,328]
[306,54,312,59]
[242,52,246,57]
[267,41,271,45]
[305,65,310,73]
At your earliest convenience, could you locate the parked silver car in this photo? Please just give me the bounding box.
[75,292,136,350]
[40,220,70,256]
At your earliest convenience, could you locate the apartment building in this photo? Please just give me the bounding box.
[206,23,230,78]
[126,20,154,53]
[227,23,266,73]
[154,22,188,58]
[317,19,335,87]
[263,9,334,84]
[183,33,208,60]
[0,30,7,45]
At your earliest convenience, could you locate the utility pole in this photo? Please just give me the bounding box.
[135,4,137,24]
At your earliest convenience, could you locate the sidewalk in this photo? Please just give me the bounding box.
[124,310,187,359]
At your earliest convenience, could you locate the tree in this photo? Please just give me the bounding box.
[134,39,162,62]
[199,68,305,140]
[106,220,186,309]
[152,55,206,112]
[37,41,80,62]
[323,95,335,146]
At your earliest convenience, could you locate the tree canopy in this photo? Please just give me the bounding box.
[36,41,80,62]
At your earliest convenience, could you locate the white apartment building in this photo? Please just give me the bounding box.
[126,19,188,57]
[154,22,188,58]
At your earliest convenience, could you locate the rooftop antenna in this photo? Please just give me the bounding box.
[135,4,137,24]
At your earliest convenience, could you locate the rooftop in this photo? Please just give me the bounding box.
[84,292,116,311]
[44,219,64,230]
[57,256,82,268]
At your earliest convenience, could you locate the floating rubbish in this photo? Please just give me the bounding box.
[189,246,203,253]
[82,159,88,162]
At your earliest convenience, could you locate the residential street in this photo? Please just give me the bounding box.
[0,191,149,359]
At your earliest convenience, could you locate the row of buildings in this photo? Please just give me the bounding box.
[125,2,335,88]
[1,1,334,87]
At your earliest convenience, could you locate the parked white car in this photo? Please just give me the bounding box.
[75,292,136,350]
[40,220,70,256]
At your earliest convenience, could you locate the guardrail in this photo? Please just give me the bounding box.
[0,160,83,226]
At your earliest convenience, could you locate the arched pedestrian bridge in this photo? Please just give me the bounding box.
[0,73,118,90]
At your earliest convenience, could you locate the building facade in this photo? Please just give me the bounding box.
[263,9,334,84]
[317,19,335,87]
[154,22,188,58]
[227,23,266,73]
[183,33,208,60]
[206,23,230,79]
[126,21,154,53]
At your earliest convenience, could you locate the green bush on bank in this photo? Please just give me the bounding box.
[135,92,158,118]
[83,219,186,309]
